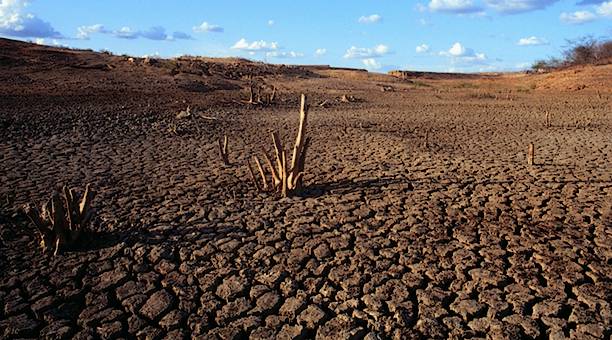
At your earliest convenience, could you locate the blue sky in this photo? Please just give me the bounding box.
[1,0,611,72]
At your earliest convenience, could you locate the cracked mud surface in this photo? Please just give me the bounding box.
[1,38,611,339]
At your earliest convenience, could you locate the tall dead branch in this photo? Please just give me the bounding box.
[248,94,310,197]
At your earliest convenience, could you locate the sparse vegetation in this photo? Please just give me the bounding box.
[531,37,612,71]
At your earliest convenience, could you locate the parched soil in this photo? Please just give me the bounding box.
[0,38,611,339]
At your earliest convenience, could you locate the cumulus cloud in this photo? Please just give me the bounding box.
[425,0,561,14]
[266,51,303,58]
[170,31,192,40]
[484,0,560,14]
[113,26,139,39]
[428,0,483,13]
[76,24,108,40]
[440,42,487,64]
[315,48,327,56]
[140,26,169,40]
[232,38,278,52]
[192,21,223,33]
[362,58,382,69]
[0,0,61,38]
[416,44,430,53]
[596,1,612,16]
[560,10,597,23]
[108,26,190,40]
[358,14,382,24]
[517,36,548,45]
[344,44,390,59]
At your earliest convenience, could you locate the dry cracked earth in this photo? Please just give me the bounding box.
[0,38,611,339]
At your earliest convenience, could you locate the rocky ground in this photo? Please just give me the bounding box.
[0,38,611,339]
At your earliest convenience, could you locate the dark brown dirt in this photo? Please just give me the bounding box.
[0,37,611,339]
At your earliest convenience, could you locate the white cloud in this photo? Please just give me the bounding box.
[267,19,275,26]
[140,26,168,40]
[192,21,223,33]
[363,58,382,69]
[440,42,487,64]
[34,37,43,44]
[517,36,548,46]
[484,0,559,14]
[560,10,597,24]
[344,44,390,59]
[170,31,192,40]
[0,0,61,38]
[416,44,430,53]
[448,42,467,56]
[76,24,107,39]
[266,51,303,58]
[232,38,278,52]
[358,14,382,24]
[91,25,190,41]
[315,48,327,56]
[596,1,612,16]
[428,0,482,13]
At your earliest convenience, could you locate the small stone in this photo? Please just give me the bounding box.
[140,290,175,321]
[313,243,331,260]
[277,324,304,339]
[159,310,185,331]
[149,245,173,263]
[136,326,163,340]
[93,269,128,291]
[216,298,252,326]
[255,291,281,314]
[216,275,248,301]
[297,305,326,329]
[0,313,41,337]
[39,321,72,339]
[280,296,306,320]
[450,299,485,320]
[122,294,148,313]
[96,321,123,338]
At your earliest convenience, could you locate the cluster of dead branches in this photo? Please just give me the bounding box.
[244,75,277,105]
[23,184,95,255]
[247,94,310,197]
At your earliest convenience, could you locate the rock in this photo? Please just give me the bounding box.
[122,294,148,313]
[116,281,147,301]
[297,304,326,329]
[128,314,147,333]
[277,324,304,339]
[96,321,123,338]
[39,321,73,339]
[450,299,485,320]
[163,329,188,340]
[136,326,164,340]
[0,313,41,337]
[216,297,252,326]
[502,314,541,338]
[149,245,174,263]
[159,310,185,331]
[316,314,365,339]
[254,291,281,314]
[313,243,331,259]
[140,290,175,321]
[216,275,248,301]
[280,296,306,320]
[93,269,128,291]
